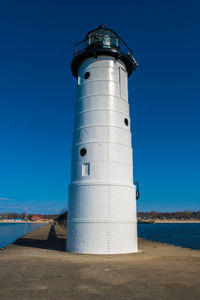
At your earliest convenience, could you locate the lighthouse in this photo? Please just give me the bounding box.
[67,26,138,254]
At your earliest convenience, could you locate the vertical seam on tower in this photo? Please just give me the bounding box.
[106,102,110,253]
[119,67,121,98]
[106,184,110,253]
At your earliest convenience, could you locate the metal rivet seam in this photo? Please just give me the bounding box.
[74,124,131,132]
[76,94,129,103]
[73,140,132,149]
[67,219,137,223]
[75,109,130,117]
[69,182,136,188]
[72,161,133,166]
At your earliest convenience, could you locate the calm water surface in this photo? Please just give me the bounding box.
[138,223,200,250]
[0,223,44,249]
[1,223,200,250]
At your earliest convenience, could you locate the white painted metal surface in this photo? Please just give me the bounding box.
[67,56,138,254]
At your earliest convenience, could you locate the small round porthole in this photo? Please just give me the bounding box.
[84,72,90,80]
[124,118,129,126]
[80,148,87,156]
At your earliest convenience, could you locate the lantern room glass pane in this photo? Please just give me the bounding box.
[86,30,119,49]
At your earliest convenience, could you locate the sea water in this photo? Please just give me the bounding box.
[0,222,200,250]
[0,223,44,249]
[138,223,200,250]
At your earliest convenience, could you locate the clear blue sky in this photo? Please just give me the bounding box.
[0,0,199,214]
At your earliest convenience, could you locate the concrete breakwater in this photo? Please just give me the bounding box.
[0,224,200,300]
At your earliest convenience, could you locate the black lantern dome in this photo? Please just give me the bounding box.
[71,25,138,77]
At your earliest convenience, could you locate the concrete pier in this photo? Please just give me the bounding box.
[0,224,200,299]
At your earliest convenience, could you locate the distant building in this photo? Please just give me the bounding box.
[31,214,43,221]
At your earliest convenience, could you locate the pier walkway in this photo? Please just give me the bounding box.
[0,224,200,299]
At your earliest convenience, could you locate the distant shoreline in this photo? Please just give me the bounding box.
[1,219,200,224]
[0,220,51,224]
[139,219,200,224]
[154,220,200,223]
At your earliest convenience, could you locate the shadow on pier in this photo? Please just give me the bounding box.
[14,225,66,251]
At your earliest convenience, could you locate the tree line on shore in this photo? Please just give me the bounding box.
[0,212,59,220]
[54,210,200,221]
[138,210,200,220]
[1,210,200,221]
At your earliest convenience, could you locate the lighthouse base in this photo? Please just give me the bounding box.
[67,222,138,254]
[66,183,138,254]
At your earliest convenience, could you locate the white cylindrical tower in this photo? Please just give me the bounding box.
[67,26,138,254]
